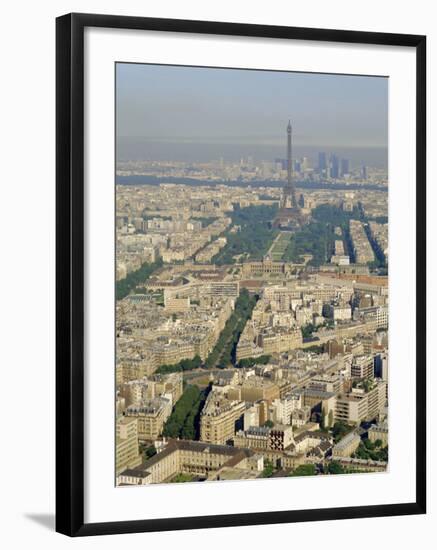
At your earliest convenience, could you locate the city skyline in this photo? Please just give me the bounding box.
[115,66,389,487]
[116,63,388,165]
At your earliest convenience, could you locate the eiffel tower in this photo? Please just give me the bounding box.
[273,121,304,230]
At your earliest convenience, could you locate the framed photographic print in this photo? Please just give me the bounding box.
[56,13,426,536]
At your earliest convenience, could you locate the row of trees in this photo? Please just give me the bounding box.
[289,464,317,476]
[155,290,258,374]
[282,221,334,266]
[340,221,356,263]
[162,384,211,440]
[116,258,163,300]
[281,204,369,267]
[155,355,202,375]
[311,203,389,274]
[204,288,258,369]
[259,457,348,479]
[311,203,365,226]
[261,458,374,478]
[289,461,359,477]
[352,439,388,462]
[212,204,279,265]
[364,223,388,272]
[236,355,271,369]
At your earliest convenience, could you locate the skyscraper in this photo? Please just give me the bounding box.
[318,152,327,173]
[329,154,339,179]
[340,158,350,177]
[274,158,287,170]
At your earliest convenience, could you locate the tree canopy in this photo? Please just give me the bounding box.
[116,258,163,300]
[162,384,211,440]
[212,204,278,265]
[237,355,271,369]
[204,289,258,369]
[155,355,202,375]
[290,464,317,476]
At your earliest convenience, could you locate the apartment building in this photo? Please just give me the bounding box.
[118,439,258,485]
[200,392,246,445]
[351,354,375,379]
[125,396,172,440]
[116,416,142,475]
[332,431,361,458]
[335,381,387,424]
[233,425,294,452]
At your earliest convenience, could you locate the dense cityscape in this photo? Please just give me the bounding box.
[115,119,389,486]
[116,151,387,188]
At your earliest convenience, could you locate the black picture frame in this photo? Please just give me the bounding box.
[56,12,426,537]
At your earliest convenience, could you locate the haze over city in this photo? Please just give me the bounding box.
[116,63,388,167]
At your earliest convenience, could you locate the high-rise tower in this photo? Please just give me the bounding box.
[274,121,304,230]
[282,120,297,209]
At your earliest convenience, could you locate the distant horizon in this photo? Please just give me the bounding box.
[116,63,388,168]
[116,138,388,169]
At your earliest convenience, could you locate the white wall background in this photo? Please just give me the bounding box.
[0,0,434,547]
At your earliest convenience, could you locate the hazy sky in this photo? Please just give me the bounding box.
[116,63,388,163]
